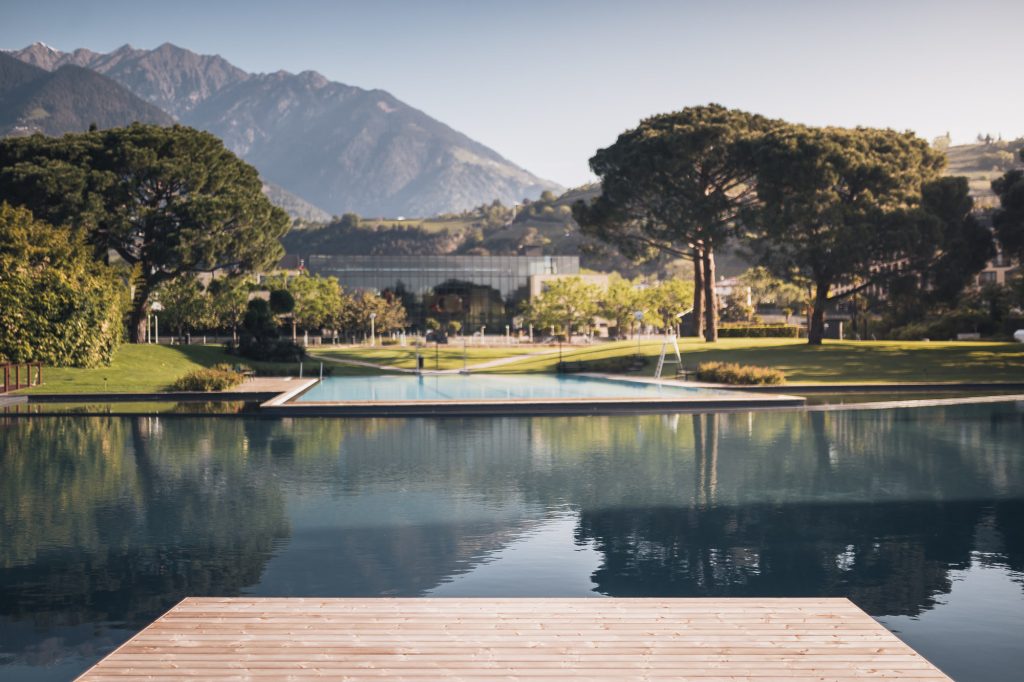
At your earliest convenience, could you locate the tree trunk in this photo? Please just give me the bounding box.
[807,282,830,345]
[702,248,719,342]
[690,247,705,338]
[129,279,151,343]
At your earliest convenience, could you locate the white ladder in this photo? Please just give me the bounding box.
[654,333,682,379]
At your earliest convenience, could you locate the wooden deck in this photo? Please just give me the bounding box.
[77,598,951,681]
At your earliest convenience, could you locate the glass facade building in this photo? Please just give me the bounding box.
[307,255,580,329]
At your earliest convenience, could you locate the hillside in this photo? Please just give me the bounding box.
[944,139,1024,208]
[8,42,562,218]
[0,52,173,136]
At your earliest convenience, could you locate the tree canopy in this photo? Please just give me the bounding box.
[0,124,290,342]
[0,203,125,367]
[522,276,601,338]
[748,124,947,344]
[992,151,1024,261]
[574,104,771,341]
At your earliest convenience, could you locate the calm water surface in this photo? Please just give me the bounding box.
[1,403,1023,680]
[297,373,728,401]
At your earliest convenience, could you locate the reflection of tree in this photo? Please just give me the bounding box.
[0,417,289,636]
[525,406,1024,616]
[1,403,1022,670]
[578,499,980,616]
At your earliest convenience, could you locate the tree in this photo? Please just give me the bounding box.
[208,276,252,343]
[646,278,696,334]
[157,276,210,338]
[522,276,600,339]
[992,151,1024,261]
[266,273,344,333]
[341,291,408,337]
[0,203,125,367]
[600,274,643,338]
[574,104,771,341]
[0,124,290,343]
[736,267,805,311]
[749,124,946,344]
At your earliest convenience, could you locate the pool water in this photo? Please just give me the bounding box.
[1,402,1023,680]
[297,373,728,401]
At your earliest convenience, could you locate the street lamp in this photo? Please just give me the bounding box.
[150,301,164,345]
[369,312,377,347]
[634,310,644,355]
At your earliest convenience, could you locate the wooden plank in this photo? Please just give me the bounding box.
[77,598,952,681]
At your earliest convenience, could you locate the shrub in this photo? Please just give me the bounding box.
[696,361,785,385]
[170,366,244,392]
[718,324,800,338]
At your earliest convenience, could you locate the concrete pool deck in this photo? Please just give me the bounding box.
[8,375,1024,418]
[261,373,807,416]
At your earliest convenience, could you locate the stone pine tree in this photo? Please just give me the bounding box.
[992,151,1024,262]
[748,125,947,344]
[0,124,290,342]
[573,104,771,341]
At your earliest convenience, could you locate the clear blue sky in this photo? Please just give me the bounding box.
[3,0,1021,187]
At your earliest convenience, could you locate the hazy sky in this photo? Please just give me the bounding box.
[3,0,1022,187]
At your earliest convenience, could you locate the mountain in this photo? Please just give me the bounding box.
[0,51,173,136]
[263,182,332,223]
[8,42,562,217]
[12,42,248,118]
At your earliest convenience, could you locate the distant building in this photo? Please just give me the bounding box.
[306,254,580,329]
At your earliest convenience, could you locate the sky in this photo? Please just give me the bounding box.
[2,0,1022,187]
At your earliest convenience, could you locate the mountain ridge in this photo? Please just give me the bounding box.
[7,41,562,217]
[0,51,174,136]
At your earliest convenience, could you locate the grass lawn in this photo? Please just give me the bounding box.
[318,338,1024,384]
[19,344,380,394]
[16,338,1024,394]
[493,338,1024,383]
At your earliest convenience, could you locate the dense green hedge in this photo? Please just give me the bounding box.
[718,324,801,338]
[0,204,126,367]
[169,364,244,392]
[696,361,786,385]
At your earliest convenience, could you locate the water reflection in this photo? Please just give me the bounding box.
[0,403,1022,680]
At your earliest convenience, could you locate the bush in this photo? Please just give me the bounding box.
[696,361,785,385]
[169,366,244,392]
[718,324,800,338]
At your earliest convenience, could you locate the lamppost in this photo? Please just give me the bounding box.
[369,312,377,347]
[150,301,163,345]
[634,310,644,356]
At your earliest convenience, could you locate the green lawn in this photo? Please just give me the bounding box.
[494,338,1024,383]
[319,338,1024,384]
[16,338,1024,394]
[19,344,380,394]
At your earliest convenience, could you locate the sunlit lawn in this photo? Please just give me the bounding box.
[322,338,1024,384]
[19,344,380,394]
[17,338,1024,394]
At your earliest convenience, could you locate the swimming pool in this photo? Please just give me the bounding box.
[295,373,728,402]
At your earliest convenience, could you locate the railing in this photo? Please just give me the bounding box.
[1,362,43,393]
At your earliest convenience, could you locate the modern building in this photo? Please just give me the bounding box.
[306,254,580,329]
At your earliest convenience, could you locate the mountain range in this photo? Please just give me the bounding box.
[4,41,562,218]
